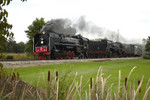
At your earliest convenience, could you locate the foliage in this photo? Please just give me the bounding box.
[0,54,6,59]
[0,38,25,53]
[0,46,3,52]
[145,36,150,56]
[0,0,13,44]
[17,42,25,53]
[25,18,46,53]
[6,38,18,52]
[143,55,150,59]
[0,53,34,60]
[0,0,26,51]
[24,40,33,54]
[0,63,8,79]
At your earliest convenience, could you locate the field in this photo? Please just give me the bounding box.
[3,58,150,99]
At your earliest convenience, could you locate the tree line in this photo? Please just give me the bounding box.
[0,38,25,53]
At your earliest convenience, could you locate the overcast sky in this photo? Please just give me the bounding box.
[4,0,150,43]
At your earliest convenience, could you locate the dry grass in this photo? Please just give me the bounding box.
[0,66,150,100]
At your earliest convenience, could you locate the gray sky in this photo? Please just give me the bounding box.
[4,0,150,43]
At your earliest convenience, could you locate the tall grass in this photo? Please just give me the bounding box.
[0,65,150,100]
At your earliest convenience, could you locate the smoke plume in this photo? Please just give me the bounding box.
[41,16,134,43]
[75,16,104,35]
[41,18,76,36]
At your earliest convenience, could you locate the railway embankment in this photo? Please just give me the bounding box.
[0,57,141,68]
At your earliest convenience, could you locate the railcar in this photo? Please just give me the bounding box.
[123,44,134,57]
[88,40,126,58]
[88,40,111,58]
[134,45,142,56]
[122,44,142,57]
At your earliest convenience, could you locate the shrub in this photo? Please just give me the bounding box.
[0,63,8,79]
[143,55,150,59]
[0,54,6,59]
[6,56,13,59]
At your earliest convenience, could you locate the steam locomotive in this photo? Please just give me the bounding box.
[33,27,142,59]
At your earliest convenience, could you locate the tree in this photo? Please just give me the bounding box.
[18,42,25,53]
[5,38,19,52]
[145,36,150,55]
[25,18,46,53]
[0,0,26,51]
[0,37,25,53]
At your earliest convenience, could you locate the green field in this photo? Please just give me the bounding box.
[4,59,150,99]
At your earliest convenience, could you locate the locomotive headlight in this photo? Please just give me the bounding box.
[41,38,44,44]
[41,41,44,44]
[42,31,45,34]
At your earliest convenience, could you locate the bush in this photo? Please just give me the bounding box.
[143,55,150,59]
[0,63,8,79]
[6,56,13,59]
[0,53,35,60]
[24,54,34,59]
[0,54,6,59]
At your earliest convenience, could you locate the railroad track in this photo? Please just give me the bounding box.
[0,57,141,68]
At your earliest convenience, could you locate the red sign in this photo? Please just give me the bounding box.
[36,46,47,52]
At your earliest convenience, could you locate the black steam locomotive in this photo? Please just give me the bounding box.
[33,27,142,59]
[33,30,89,59]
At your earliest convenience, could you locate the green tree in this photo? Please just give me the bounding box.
[0,38,25,53]
[18,42,25,52]
[0,0,26,51]
[25,18,46,53]
[145,36,150,55]
[6,38,17,52]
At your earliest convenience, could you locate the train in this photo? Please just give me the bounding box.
[33,25,142,59]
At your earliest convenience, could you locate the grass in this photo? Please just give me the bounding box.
[3,59,150,99]
[0,53,33,59]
